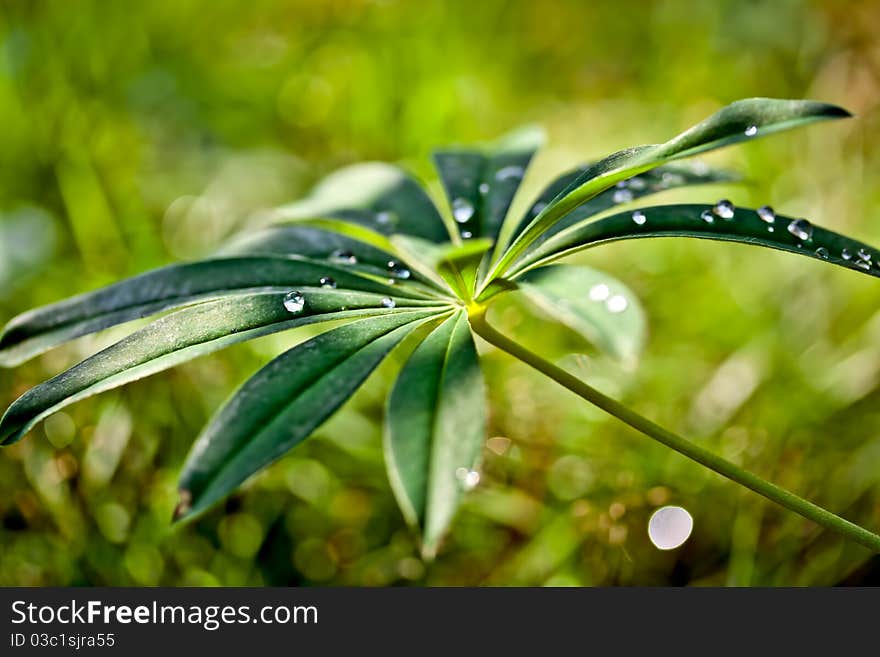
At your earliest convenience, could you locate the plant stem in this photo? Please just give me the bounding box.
[468,308,880,553]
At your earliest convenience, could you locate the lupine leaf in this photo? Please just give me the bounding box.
[517,265,646,365]
[0,255,427,366]
[433,125,544,241]
[492,98,850,279]
[0,291,447,446]
[510,203,880,281]
[268,162,450,243]
[385,310,486,557]
[177,310,445,520]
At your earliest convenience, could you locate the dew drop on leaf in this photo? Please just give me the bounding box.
[613,189,634,204]
[461,230,473,239]
[495,165,524,181]
[319,276,337,288]
[858,248,872,263]
[787,218,813,241]
[452,198,475,223]
[841,248,852,260]
[331,249,357,264]
[456,467,481,490]
[745,124,758,137]
[815,247,829,259]
[479,182,490,194]
[627,176,646,190]
[589,283,610,302]
[375,211,397,226]
[713,199,735,219]
[631,210,647,225]
[606,294,628,313]
[283,291,305,313]
[387,261,411,279]
[757,205,775,224]
[700,209,714,223]
[380,297,396,309]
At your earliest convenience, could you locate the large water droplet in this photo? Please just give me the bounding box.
[495,165,524,181]
[606,294,628,313]
[461,230,473,239]
[589,283,610,302]
[744,124,758,137]
[331,249,357,265]
[319,276,337,288]
[757,205,775,224]
[478,182,490,194]
[648,506,693,550]
[713,199,735,220]
[613,189,634,204]
[787,218,813,241]
[700,209,714,223]
[858,248,872,263]
[841,248,853,260]
[631,210,647,226]
[815,247,829,259]
[452,198,475,223]
[387,260,411,279]
[380,297,396,309]
[283,291,305,313]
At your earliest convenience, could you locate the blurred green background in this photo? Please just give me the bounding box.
[2,0,879,586]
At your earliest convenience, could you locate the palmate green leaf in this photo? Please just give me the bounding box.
[0,255,430,367]
[0,290,446,446]
[177,309,446,520]
[490,98,851,280]
[268,162,450,243]
[510,203,880,281]
[385,310,486,558]
[497,163,738,253]
[432,126,544,242]
[516,265,646,365]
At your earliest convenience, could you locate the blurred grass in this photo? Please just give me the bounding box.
[1,0,880,585]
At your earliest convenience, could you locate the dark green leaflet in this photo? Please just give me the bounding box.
[269,162,450,243]
[490,99,850,281]
[0,255,429,367]
[433,126,544,241]
[0,292,449,446]
[510,204,880,281]
[500,164,737,251]
[385,310,486,557]
[177,310,445,519]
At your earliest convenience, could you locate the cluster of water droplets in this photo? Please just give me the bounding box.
[386,260,411,285]
[589,282,628,314]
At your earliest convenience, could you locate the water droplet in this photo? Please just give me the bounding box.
[613,189,634,204]
[631,210,647,226]
[858,248,872,263]
[855,259,871,271]
[841,248,853,260]
[380,297,396,309]
[375,211,396,226]
[627,176,646,191]
[744,124,758,137]
[713,199,735,219]
[456,467,481,490]
[495,165,524,181]
[648,506,693,550]
[616,181,627,188]
[606,294,628,313]
[767,226,774,233]
[787,218,813,241]
[661,171,685,186]
[387,260,411,279]
[452,198,475,223]
[283,291,305,313]
[757,205,775,224]
[700,209,715,223]
[479,182,490,194]
[815,247,829,259]
[331,249,357,265]
[319,276,337,288]
[461,230,473,239]
[589,283,610,302]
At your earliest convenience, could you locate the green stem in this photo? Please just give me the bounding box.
[469,308,880,553]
